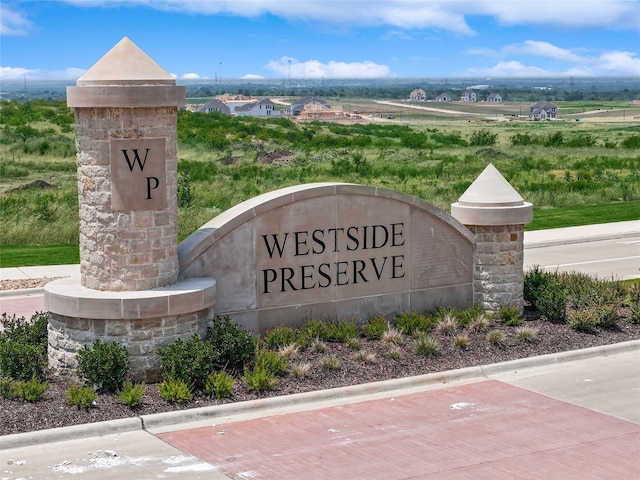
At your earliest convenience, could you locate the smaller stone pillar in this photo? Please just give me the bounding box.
[450,164,532,311]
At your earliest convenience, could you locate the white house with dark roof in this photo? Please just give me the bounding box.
[486,93,502,103]
[529,100,558,120]
[460,90,477,102]
[409,88,427,101]
[285,96,330,116]
[435,92,452,102]
[234,99,281,117]
[196,99,231,115]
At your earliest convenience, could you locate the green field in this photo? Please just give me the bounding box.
[1,99,639,267]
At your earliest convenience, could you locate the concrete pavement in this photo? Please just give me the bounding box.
[1,343,638,479]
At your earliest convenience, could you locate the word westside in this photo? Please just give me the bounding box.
[260,223,407,293]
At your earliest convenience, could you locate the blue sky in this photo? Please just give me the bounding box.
[1,0,639,82]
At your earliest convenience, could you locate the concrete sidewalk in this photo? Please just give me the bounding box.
[2,343,639,479]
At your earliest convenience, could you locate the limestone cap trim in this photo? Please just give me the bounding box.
[67,85,185,108]
[451,163,533,226]
[66,36,185,107]
[44,277,216,320]
[177,182,476,275]
[450,202,533,226]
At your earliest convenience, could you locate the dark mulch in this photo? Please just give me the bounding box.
[2,307,639,437]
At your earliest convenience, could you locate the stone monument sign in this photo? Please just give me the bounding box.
[178,183,476,332]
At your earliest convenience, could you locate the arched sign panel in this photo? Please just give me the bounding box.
[178,183,475,332]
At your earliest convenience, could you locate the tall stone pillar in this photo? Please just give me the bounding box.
[66,36,184,291]
[45,38,215,381]
[451,164,532,311]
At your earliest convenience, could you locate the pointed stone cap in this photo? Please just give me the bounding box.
[451,164,532,226]
[67,37,184,107]
[77,37,175,86]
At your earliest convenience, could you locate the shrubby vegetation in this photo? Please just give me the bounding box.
[0,271,638,407]
[1,100,639,249]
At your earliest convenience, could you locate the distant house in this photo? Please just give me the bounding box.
[435,93,452,102]
[196,100,231,115]
[298,100,336,119]
[529,100,558,120]
[436,92,452,102]
[235,99,281,117]
[285,96,330,116]
[486,93,502,103]
[409,88,427,101]
[460,90,477,102]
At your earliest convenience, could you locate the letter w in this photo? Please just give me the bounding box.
[121,149,150,172]
[262,233,288,259]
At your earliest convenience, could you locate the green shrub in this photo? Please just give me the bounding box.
[159,378,193,403]
[0,376,18,399]
[535,281,567,324]
[414,333,440,357]
[299,319,330,343]
[205,316,257,373]
[362,315,388,339]
[597,303,620,330]
[159,334,220,391]
[569,308,599,333]
[115,380,146,408]
[0,313,49,381]
[394,311,433,335]
[242,366,277,391]
[621,134,640,149]
[325,319,360,343]
[457,305,484,327]
[254,350,288,376]
[262,326,298,349]
[497,305,524,326]
[66,383,97,409]
[204,371,235,399]
[13,377,49,402]
[469,129,498,146]
[76,339,129,393]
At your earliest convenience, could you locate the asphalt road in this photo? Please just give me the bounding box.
[524,237,640,281]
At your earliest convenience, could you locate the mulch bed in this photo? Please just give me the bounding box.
[2,307,639,437]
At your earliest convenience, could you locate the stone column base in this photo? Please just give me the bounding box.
[44,277,216,382]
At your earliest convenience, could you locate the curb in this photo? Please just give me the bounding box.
[524,230,639,249]
[0,287,45,299]
[2,339,638,450]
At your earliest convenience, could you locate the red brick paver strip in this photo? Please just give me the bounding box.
[158,380,640,480]
[0,294,45,319]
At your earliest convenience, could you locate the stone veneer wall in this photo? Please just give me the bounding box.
[48,307,213,382]
[466,224,525,311]
[75,106,179,291]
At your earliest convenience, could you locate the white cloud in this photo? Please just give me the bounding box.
[480,0,640,30]
[466,61,553,78]
[0,4,34,35]
[265,57,392,79]
[466,49,640,77]
[0,66,85,81]
[58,0,640,32]
[241,74,265,80]
[181,72,201,79]
[503,41,586,64]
